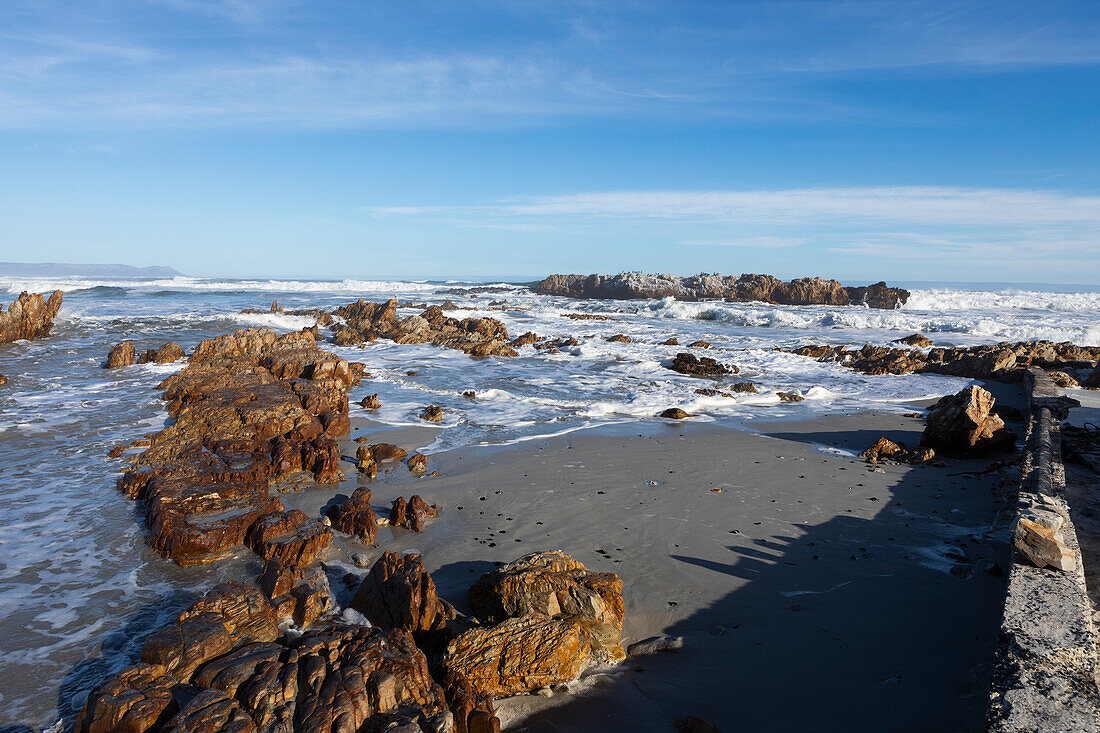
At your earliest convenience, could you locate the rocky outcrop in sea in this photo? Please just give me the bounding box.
[533,272,909,309]
[0,290,63,343]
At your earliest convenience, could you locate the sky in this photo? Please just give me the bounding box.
[0,0,1098,283]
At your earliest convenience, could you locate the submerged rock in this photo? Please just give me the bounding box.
[894,333,934,348]
[667,352,736,376]
[421,405,445,423]
[0,290,63,343]
[659,408,693,419]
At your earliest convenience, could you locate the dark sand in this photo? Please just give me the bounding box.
[274,400,1019,733]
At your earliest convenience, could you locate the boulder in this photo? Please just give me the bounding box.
[106,341,136,368]
[662,337,679,345]
[360,393,382,409]
[605,334,631,343]
[659,408,692,419]
[776,392,804,403]
[920,385,1016,456]
[371,443,409,462]
[1013,517,1076,572]
[443,616,591,697]
[390,495,440,532]
[421,405,445,423]
[324,487,378,543]
[408,453,428,473]
[467,550,624,661]
[0,290,63,343]
[688,340,711,349]
[350,551,447,640]
[138,342,187,365]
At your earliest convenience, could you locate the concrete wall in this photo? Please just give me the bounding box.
[986,368,1100,731]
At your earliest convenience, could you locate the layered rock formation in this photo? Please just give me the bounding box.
[445,551,625,697]
[789,340,1100,381]
[331,299,518,356]
[534,273,908,309]
[76,583,453,733]
[113,327,361,565]
[0,290,63,343]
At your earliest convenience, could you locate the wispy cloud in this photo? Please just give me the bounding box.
[679,236,808,249]
[0,0,1096,128]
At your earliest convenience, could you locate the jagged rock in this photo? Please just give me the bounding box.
[257,557,303,599]
[421,405,445,423]
[408,453,428,473]
[324,487,378,543]
[1048,370,1080,388]
[663,337,679,345]
[732,382,757,393]
[605,334,631,343]
[920,385,1016,456]
[533,272,908,309]
[115,327,353,565]
[138,342,187,365]
[443,616,591,698]
[390,495,440,532]
[332,298,517,357]
[78,589,453,733]
[776,392,804,403]
[788,340,1100,380]
[0,374,6,386]
[467,550,625,661]
[667,352,735,376]
[106,341,136,368]
[859,437,935,465]
[350,551,447,640]
[361,393,382,409]
[160,688,255,733]
[688,340,711,349]
[74,663,177,733]
[511,332,539,347]
[894,333,934,348]
[0,290,63,343]
[659,408,692,419]
[246,509,333,567]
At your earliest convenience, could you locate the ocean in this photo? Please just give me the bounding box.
[0,274,1098,729]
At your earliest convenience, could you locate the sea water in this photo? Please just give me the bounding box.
[0,275,1097,729]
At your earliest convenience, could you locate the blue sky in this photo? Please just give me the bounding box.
[1,1,1098,283]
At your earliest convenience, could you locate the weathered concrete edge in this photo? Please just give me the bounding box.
[986,368,1100,731]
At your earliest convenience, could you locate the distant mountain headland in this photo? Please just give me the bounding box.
[533,272,910,309]
[0,262,183,278]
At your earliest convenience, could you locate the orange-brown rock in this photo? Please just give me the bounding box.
[443,615,591,697]
[467,551,625,662]
[667,352,735,376]
[333,298,517,356]
[688,340,711,349]
[660,408,692,419]
[0,290,63,343]
[859,437,935,465]
[605,334,631,343]
[324,487,378,543]
[894,333,934,348]
[389,495,440,532]
[138,342,187,364]
[245,509,333,567]
[663,337,679,345]
[370,443,408,462]
[776,391,804,403]
[360,393,382,409]
[421,405,445,422]
[350,551,447,640]
[74,663,177,733]
[160,688,255,733]
[511,331,539,347]
[106,340,136,368]
[920,385,1017,456]
[408,453,428,473]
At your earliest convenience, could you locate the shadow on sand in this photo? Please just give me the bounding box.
[510,424,1015,733]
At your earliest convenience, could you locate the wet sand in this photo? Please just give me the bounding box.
[272,403,1018,733]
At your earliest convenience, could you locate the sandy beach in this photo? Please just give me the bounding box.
[263,398,1022,732]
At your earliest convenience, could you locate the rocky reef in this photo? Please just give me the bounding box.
[112,327,362,566]
[788,339,1100,382]
[330,299,521,356]
[533,273,908,309]
[0,290,63,343]
[76,550,623,733]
